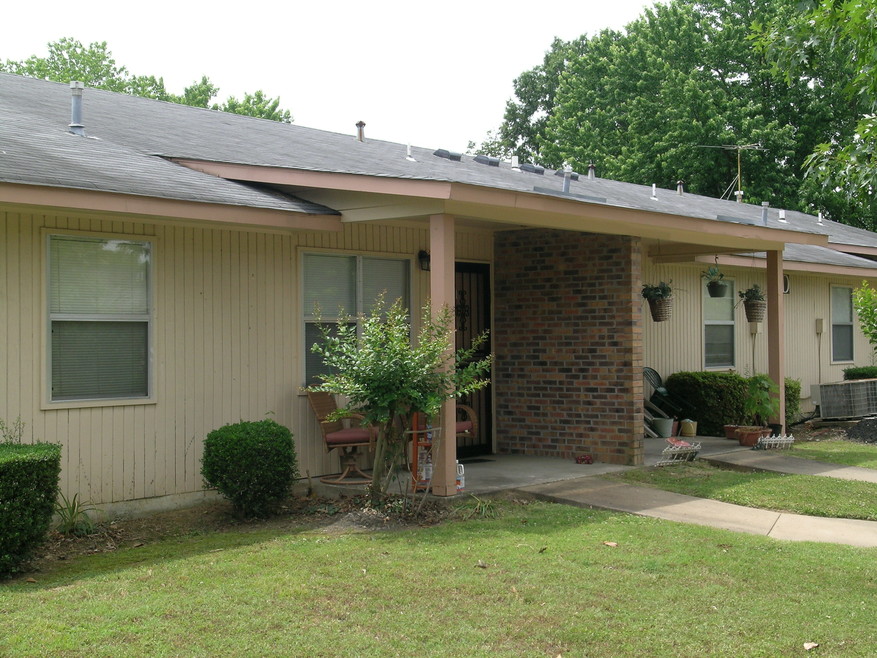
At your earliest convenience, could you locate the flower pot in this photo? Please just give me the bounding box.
[707,281,728,298]
[680,419,697,437]
[723,424,740,439]
[743,299,766,323]
[648,297,673,322]
[736,426,771,447]
[651,417,674,438]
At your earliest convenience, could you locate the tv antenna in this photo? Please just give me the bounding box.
[696,143,765,202]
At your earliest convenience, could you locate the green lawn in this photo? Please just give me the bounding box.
[614,461,877,520]
[792,439,877,469]
[3,500,877,656]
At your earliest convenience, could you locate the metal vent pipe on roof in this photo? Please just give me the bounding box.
[69,81,85,136]
[761,201,769,225]
[587,162,596,180]
[676,180,685,195]
[562,165,572,193]
[355,121,365,142]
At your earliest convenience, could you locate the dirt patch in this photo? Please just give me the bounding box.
[24,494,450,577]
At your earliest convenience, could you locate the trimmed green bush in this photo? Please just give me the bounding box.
[201,419,298,517]
[843,366,877,380]
[0,442,62,578]
[785,377,802,427]
[665,372,748,436]
[665,372,803,435]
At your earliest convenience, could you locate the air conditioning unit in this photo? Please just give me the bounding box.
[817,379,877,419]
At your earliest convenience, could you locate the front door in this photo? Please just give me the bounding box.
[455,262,492,457]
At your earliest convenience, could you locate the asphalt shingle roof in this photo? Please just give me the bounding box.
[2,72,876,252]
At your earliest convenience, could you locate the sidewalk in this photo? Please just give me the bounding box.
[518,449,877,548]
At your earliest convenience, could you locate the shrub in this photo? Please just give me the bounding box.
[843,366,877,380]
[665,371,748,436]
[201,419,298,517]
[785,377,802,427]
[0,442,62,578]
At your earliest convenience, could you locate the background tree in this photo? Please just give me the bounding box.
[481,0,865,225]
[1,38,292,123]
[759,0,877,229]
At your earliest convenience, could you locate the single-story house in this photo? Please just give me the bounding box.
[3,72,877,514]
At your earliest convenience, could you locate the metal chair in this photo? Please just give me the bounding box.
[307,391,376,484]
[643,367,687,418]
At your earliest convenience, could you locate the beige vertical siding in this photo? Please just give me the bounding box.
[642,257,876,411]
[0,210,493,506]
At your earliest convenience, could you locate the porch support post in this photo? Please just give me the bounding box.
[429,213,457,496]
[766,249,786,432]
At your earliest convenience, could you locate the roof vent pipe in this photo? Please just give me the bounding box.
[817,211,824,225]
[511,155,520,172]
[69,81,85,136]
[651,183,658,200]
[355,121,365,142]
[562,165,572,193]
[676,180,685,195]
[761,201,769,225]
[778,209,787,223]
[587,162,596,180]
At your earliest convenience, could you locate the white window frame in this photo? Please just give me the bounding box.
[703,279,736,369]
[301,250,412,387]
[831,285,855,363]
[43,230,155,408]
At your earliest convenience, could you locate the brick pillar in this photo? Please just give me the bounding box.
[493,229,643,465]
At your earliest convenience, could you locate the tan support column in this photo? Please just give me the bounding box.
[766,249,786,431]
[429,214,457,496]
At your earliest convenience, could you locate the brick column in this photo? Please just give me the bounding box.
[493,229,643,465]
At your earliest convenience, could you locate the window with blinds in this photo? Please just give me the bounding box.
[704,280,735,368]
[831,286,854,362]
[48,235,152,401]
[303,253,409,386]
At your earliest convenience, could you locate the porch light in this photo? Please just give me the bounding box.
[417,250,431,271]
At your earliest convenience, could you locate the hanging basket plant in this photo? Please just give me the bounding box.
[738,284,766,322]
[642,281,673,322]
[702,265,728,298]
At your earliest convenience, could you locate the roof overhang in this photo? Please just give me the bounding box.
[702,253,877,278]
[172,160,830,251]
[0,182,342,232]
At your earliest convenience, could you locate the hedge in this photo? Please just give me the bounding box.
[201,419,298,517]
[843,366,877,381]
[665,372,802,436]
[0,443,62,578]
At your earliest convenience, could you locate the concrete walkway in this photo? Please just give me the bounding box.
[517,448,877,548]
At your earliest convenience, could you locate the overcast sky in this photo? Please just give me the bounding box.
[3,0,655,152]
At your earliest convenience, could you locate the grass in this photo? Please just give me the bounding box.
[614,461,877,520]
[791,439,877,469]
[3,500,877,656]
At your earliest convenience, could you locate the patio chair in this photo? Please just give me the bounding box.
[456,404,479,445]
[307,391,376,484]
[643,367,687,418]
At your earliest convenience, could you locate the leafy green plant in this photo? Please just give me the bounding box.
[665,371,748,436]
[54,492,96,537]
[309,297,491,498]
[701,265,724,282]
[459,494,499,519]
[784,377,801,427]
[0,441,61,578]
[744,374,781,427]
[738,284,765,302]
[853,281,877,358]
[201,419,298,517]
[641,281,672,301]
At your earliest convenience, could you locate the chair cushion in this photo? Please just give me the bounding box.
[456,420,473,434]
[325,428,372,446]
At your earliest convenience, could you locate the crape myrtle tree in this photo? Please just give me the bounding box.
[1,38,292,123]
[309,297,491,499]
[477,0,865,225]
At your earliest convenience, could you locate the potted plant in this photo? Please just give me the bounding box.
[737,374,781,446]
[738,283,766,322]
[642,281,673,322]
[702,265,728,298]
